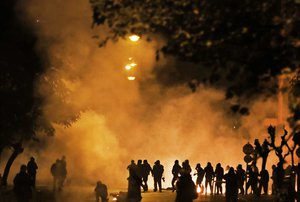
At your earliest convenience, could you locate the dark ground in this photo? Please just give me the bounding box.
[0,186,277,202]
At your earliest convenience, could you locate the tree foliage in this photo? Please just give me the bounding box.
[90,0,299,107]
[0,0,81,185]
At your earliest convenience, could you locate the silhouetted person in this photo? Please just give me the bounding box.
[204,162,214,195]
[195,163,205,194]
[51,158,66,191]
[60,156,67,188]
[141,159,152,192]
[13,165,32,202]
[246,165,259,196]
[236,164,245,194]
[95,181,108,202]
[27,157,38,187]
[127,160,137,177]
[127,160,142,202]
[258,169,269,195]
[271,165,278,195]
[51,159,59,191]
[152,160,164,192]
[182,160,192,174]
[224,167,238,202]
[215,163,224,194]
[172,160,181,192]
[175,173,198,202]
[136,160,146,191]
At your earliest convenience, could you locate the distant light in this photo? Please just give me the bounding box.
[130,62,137,67]
[125,65,132,70]
[129,35,140,42]
[206,40,212,47]
[36,19,39,23]
[112,197,117,201]
[128,57,133,60]
[127,76,136,81]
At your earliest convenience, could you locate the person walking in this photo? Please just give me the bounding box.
[141,159,152,192]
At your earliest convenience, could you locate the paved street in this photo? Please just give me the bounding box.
[42,186,276,202]
[0,186,276,202]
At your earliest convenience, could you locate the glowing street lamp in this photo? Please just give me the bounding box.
[129,34,140,42]
[127,76,136,81]
[124,62,137,71]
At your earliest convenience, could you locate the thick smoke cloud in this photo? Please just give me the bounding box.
[2,0,284,189]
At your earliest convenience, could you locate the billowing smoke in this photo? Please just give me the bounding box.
[3,0,284,190]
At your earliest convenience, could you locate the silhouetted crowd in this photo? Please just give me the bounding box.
[4,156,298,202]
[124,159,285,202]
[7,155,67,202]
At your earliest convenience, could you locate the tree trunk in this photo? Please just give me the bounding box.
[261,155,268,171]
[0,146,3,163]
[1,143,24,186]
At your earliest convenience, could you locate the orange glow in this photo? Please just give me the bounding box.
[129,34,140,42]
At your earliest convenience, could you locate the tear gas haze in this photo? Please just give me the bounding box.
[3,0,287,190]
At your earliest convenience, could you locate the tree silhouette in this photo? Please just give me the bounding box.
[0,0,80,185]
[90,0,299,106]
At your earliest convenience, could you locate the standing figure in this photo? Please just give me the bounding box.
[27,157,38,187]
[136,160,145,192]
[95,181,108,202]
[215,163,224,194]
[127,160,142,202]
[152,160,164,192]
[60,156,67,188]
[141,160,152,192]
[204,162,214,195]
[175,173,198,202]
[271,165,278,195]
[246,164,259,196]
[195,163,205,194]
[182,160,192,174]
[224,167,238,202]
[258,169,269,195]
[236,164,245,194]
[171,160,181,192]
[13,165,32,202]
[50,159,59,191]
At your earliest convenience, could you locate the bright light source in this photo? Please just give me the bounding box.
[130,62,137,67]
[129,35,140,42]
[112,197,117,201]
[127,76,136,81]
[125,65,132,70]
[197,185,201,193]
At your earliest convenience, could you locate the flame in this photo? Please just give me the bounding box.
[129,34,140,42]
[197,185,201,193]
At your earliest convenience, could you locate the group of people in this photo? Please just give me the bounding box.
[12,156,67,202]
[13,157,38,202]
[123,159,279,202]
[126,159,164,201]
